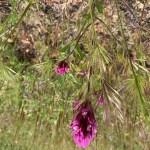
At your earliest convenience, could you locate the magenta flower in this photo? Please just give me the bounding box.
[55,61,69,75]
[96,96,104,105]
[70,101,97,148]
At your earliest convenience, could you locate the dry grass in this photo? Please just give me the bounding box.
[0,0,150,149]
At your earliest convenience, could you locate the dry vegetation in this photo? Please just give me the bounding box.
[0,0,150,149]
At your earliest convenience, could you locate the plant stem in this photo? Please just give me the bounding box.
[115,0,148,116]
[65,22,92,59]
[96,16,121,45]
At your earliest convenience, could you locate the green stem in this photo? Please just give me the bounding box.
[96,16,121,45]
[115,0,148,116]
[65,22,92,59]
[2,2,32,47]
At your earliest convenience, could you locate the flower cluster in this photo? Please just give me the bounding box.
[70,101,97,148]
[55,61,69,75]
[54,61,105,148]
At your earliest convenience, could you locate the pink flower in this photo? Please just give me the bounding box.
[96,96,104,105]
[55,61,69,75]
[70,101,97,148]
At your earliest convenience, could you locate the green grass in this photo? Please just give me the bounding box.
[0,0,150,150]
